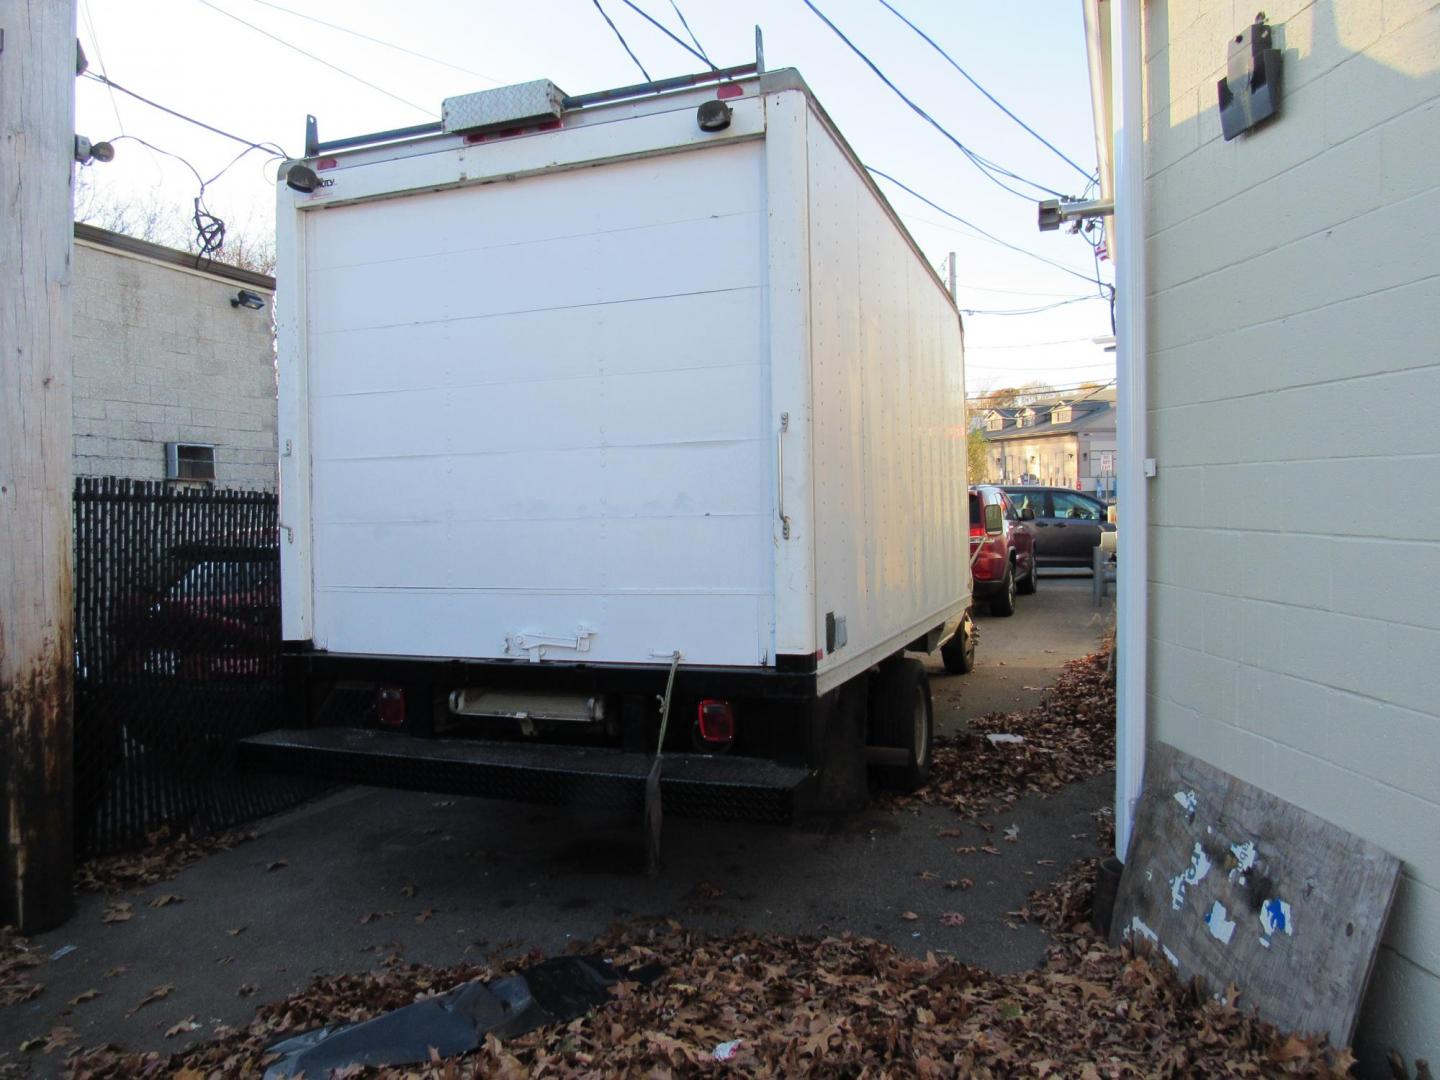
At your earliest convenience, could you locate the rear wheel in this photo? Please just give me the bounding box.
[940,613,976,675]
[873,658,933,792]
[990,564,1017,617]
[1017,558,1038,595]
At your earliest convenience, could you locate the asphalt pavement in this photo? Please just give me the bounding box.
[1,575,1113,1071]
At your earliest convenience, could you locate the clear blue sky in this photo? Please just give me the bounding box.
[76,0,1114,392]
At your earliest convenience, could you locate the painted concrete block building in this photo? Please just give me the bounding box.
[1086,0,1439,1067]
[71,224,277,490]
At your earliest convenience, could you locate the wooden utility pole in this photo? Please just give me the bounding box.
[0,0,77,932]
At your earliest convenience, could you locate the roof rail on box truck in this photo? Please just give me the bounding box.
[241,57,975,831]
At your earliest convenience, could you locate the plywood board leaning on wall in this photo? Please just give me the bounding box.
[1111,743,1400,1048]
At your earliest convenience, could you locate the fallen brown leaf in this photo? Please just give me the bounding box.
[148,894,184,908]
[67,989,99,1006]
[128,983,174,1015]
[164,1015,200,1038]
[101,901,134,924]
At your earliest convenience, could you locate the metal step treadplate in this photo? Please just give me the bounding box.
[239,728,809,824]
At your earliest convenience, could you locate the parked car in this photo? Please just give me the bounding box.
[108,539,280,684]
[969,485,1037,616]
[1001,486,1116,568]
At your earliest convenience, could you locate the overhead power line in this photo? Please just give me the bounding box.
[618,0,716,70]
[193,0,437,117]
[243,0,504,86]
[591,0,652,81]
[873,0,1095,183]
[668,0,712,63]
[961,296,1106,317]
[81,0,124,135]
[801,0,1070,202]
[967,336,1112,350]
[868,166,1107,290]
[81,72,290,158]
[965,378,1115,401]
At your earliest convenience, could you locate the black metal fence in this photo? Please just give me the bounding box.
[73,477,324,856]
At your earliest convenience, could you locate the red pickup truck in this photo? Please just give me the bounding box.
[969,485,1038,616]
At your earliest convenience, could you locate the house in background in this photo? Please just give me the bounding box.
[1086,0,1439,1068]
[979,397,1117,496]
[71,224,277,491]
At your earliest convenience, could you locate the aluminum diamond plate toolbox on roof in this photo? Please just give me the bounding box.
[442,80,567,134]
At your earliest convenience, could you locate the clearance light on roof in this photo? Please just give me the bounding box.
[696,99,732,132]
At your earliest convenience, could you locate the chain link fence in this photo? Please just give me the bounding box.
[73,477,326,856]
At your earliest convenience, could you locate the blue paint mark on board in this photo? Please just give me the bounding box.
[1264,900,1287,933]
[1260,898,1294,939]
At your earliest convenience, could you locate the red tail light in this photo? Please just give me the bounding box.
[969,524,985,539]
[696,699,736,748]
[377,685,406,727]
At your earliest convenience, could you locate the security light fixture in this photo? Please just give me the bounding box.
[1038,196,1114,232]
[231,289,266,310]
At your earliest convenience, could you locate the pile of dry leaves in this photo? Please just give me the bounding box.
[903,638,1117,820]
[67,918,1354,1078]
[74,827,258,894]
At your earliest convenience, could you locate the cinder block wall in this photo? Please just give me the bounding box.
[71,239,278,490]
[1144,0,1439,1065]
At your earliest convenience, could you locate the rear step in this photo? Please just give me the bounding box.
[239,728,810,824]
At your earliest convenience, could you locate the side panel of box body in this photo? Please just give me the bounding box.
[283,119,781,667]
[801,100,970,694]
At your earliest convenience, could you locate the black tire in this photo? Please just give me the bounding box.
[873,657,933,793]
[940,614,976,675]
[990,563,1017,617]
[1017,558,1038,595]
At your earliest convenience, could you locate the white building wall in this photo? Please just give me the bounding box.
[71,239,277,490]
[1143,0,1440,1064]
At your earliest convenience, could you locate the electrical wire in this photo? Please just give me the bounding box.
[668,0,711,63]
[193,0,437,117]
[967,336,1113,350]
[243,0,504,86]
[81,0,125,136]
[873,0,1096,183]
[961,296,1105,317]
[618,0,716,70]
[801,0,1072,202]
[966,378,1115,401]
[868,166,1107,290]
[81,72,290,159]
[591,0,652,81]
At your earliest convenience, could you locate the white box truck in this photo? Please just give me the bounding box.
[242,62,977,823]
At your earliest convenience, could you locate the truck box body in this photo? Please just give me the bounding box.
[249,68,970,820]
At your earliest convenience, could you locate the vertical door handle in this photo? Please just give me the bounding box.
[777,412,790,540]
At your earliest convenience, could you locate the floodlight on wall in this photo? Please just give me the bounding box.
[231,289,266,310]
